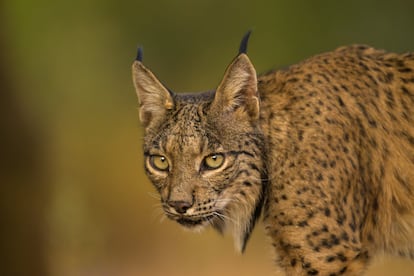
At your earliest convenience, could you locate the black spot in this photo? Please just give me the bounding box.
[291,258,297,267]
[367,74,378,86]
[339,266,347,274]
[357,103,377,127]
[402,85,414,102]
[340,84,349,92]
[343,133,350,142]
[316,173,324,181]
[384,72,394,83]
[249,163,260,171]
[298,220,309,227]
[326,255,336,262]
[281,194,288,200]
[369,137,378,148]
[401,77,414,83]
[358,61,369,71]
[287,77,299,83]
[320,73,330,82]
[298,130,304,141]
[401,131,414,145]
[331,234,340,245]
[384,88,396,108]
[307,211,315,219]
[337,253,348,262]
[398,67,412,73]
[341,231,349,242]
[308,269,319,275]
[324,207,331,217]
[243,181,252,187]
[321,239,332,249]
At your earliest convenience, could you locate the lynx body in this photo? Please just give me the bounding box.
[132,34,414,275]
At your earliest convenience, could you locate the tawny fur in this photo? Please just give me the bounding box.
[133,44,414,275]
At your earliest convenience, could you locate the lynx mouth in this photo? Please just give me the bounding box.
[176,214,216,228]
[176,217,204,227]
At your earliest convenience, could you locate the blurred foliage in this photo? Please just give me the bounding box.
[2,0,414,275]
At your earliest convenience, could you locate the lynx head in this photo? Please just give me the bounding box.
[132,32,267,252]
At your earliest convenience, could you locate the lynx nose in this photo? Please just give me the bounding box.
[168,200,192,214]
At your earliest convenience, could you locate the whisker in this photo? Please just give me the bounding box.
[150,206,166,223]
[213,211,236,224]
[147,192,161,200]
[159,215,167,223]
[151,201,162,209]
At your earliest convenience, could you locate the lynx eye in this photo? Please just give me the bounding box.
[203,154,225,170]
[149,155,169,171]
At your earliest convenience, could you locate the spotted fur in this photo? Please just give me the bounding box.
[132,40,414,275]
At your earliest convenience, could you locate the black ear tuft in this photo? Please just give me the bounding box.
[136,46,143,62]
[238,30,252,55]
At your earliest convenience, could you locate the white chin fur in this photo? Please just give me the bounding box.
[220,202,256,253]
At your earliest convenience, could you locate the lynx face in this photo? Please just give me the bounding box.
[132,43,267,251]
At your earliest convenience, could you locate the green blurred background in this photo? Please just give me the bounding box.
[2,0,414,275]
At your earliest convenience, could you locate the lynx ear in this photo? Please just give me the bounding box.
[132,55,174,129]
[211,53,259,119]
